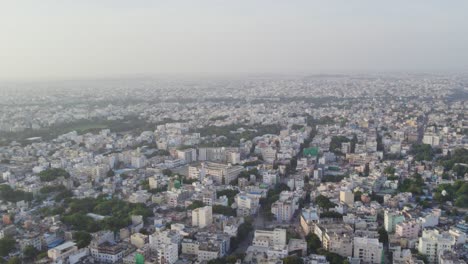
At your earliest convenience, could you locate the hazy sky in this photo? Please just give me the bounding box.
[1,0,468,81]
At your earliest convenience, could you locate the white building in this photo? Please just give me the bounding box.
[253,228,287,247]
[418,230,456,264]
[48,241,79,262]
[156,243,179,264]
[271,191,299,221]
[192,206,213,228]
[353,237,383,264]
[177,148,197,164]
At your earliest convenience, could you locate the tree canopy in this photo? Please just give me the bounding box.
[38,168,70,182]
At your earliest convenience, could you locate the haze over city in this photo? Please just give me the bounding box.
[0,2,467,264]
[1,0,468,81]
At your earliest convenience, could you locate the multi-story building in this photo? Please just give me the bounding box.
[384,210,405,233]
[177,148,197,164]
[130,233,148,249]
[89,231,127,263]
[181,239,199,255]
[198,242,220,261]
[395,220,420,239]
[271,191,299,221]
[252,229,287,247]
[149,230,181,252]
[235,192,260,216]
[204,162,243,185]
[18,232,43,251]
[315,223,354,258]
[262,170,279,185]
[339,190,354,207]
[418,230,456,263]
[300,207,320,234]
[48,241,79,262]
[156,243,179,264]
[261,147,277,163]
[192,206,213,228]
[353,237,383,264]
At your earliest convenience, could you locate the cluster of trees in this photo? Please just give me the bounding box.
[320,211,343,218]
[38,168,70,182]
[230,219,253,250]
[0,185,33,203]
[217,189,239,206]
[321,175,345,183]
[329,134,357,155]
[383,166,396,175]
[378,227,389,244]
[305,233,321,254]
[212,205,236,216]
[38,184,73,202]
[329,136,350,154]
[60,196,153,232]
[194,124,282,147]
[433,180,468,207]
[187,200,205,210]
[209,115,229,121]
[242,160,262,167]
[315,195,336,211]
[74,231,92,248]
[0,236,15,257]
[22,245,40,262]
[207,253,246,264]
[398,173,425,195]
[410,144,434,161]
[439,148,468,177]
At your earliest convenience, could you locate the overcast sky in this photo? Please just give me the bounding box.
[1,0,468,81]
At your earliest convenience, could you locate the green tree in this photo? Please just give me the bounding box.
[384,166,396,175]
[378,227,389,244]
[23,245,39,261]
[0,236,15,257]
[315,195,336,211]
[74,231,92,248]
[7,257,21,264]
[283,256,304,264]
[106,169,115,177]
[187,200,205,210]
[212,205,236,217]
[38,168,70,182]
[305,233,321,254]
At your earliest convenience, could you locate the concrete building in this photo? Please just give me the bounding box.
[353,237,383,264]
[204,162,244,185]
[384,210,405,233]
[192,206,213,228]
[300,207,320,234]
[177,148,197,164]
[48,241,79,262]
[235,192,260,216]
[418,230,456,264]
[271,191,299,222]
[130,233,148,249]
[395,220,420,239]
[339,190,354,207]
[156,243,179,264]
[253,228,287,247]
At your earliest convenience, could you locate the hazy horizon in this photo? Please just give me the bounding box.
[1,0,468,82]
